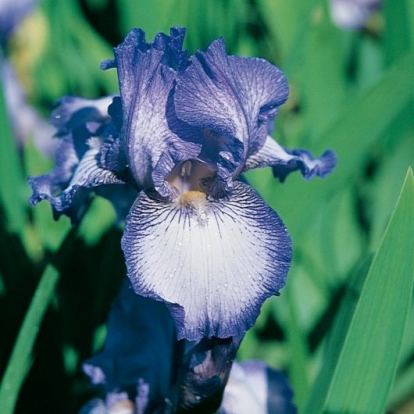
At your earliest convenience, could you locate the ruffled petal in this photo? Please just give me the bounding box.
[29,136,128,223]
[121,181,292,341]
[103,28,201,199]
[174,39,288,180]
[28,96,132,223]
[244,135,337,182]
[218,360,297,414]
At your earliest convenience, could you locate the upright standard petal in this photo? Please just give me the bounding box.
[244,135,337,182]
[122,182,292,341]
[174,39,289,182]
[102,28,201,199]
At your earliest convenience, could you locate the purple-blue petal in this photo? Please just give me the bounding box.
[174,39,289,180]
[244,135,337,182]
[104,28,200,198]
[82,280,176,409]
[28,96,131,223]
[218,360,297,414]
[101,27,188,72]
[273,148,337,182]
[121,182,292,341]
[28,137,128,223]
[50,96,114,135]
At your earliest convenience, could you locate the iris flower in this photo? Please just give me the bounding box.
[29,27,336,342]
[79,281,297,414]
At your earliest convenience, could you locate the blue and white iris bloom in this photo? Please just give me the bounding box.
[29,28,336,341]
[80,281,176,414]
[79,281,297,413]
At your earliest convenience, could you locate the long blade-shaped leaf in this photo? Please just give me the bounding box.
[304,168,414,414]
[0,265,60,414]
[0,59,29,237]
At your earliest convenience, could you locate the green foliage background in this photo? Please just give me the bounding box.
[0,0,414,413]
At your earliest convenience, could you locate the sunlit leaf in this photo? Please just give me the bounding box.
[304,168,414,414]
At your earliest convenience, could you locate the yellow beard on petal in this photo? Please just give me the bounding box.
[178,190,209,225]
[180,190,207,207]
[167,160,214,225]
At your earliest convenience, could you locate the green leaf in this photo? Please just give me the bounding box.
[291,4,349,144]
[390,356,414,409]
[0,265,60,414]
[77,197,116,245]
[256,0,322,62]
[284,282,310,409]
[366,132,414,249]
[248,48,414,243]
[302,256,371,414]
[24,139,71,254]
[0,58,29,238]
[390,299,414,407]
[116,0,167,38]
[303,168,414,414]
[384,0,413,65]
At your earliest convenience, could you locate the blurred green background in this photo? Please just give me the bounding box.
[1,0,414,413]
